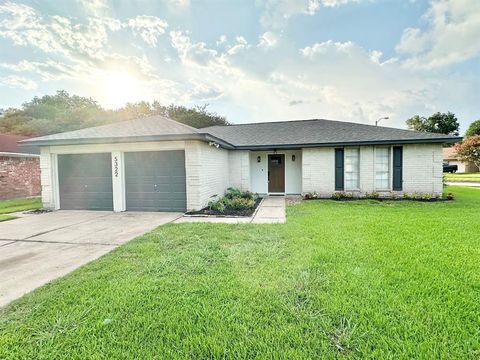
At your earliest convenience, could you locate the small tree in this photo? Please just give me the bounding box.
[406,112,460,136]
[454,135,480,171]
[465,120,480,138]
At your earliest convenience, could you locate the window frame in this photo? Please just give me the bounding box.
[344,147,360,191]
[374,146,392,191]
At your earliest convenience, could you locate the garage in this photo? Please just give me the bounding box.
[58,153,113,210]
[125,150,187,212]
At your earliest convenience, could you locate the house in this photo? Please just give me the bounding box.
[443,146,478,173]
[20,116,460,212]
[0,134,41,200]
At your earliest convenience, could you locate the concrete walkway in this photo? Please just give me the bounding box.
[175,196,286,224]
[251,196,286,223]
[0,211,181,307]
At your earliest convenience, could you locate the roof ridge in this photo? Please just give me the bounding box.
[205,118,456,137]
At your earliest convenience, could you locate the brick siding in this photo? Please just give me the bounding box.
[0,156,41,200]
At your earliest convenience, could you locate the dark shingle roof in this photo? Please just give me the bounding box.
[19,115,235,147]
[21,117,460,148]
[203,119,460,149]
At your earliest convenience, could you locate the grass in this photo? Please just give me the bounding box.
[0,214,15,222]
[0,187,479,358]
[0,197,42,222]
[0,197,42,215]
[445,172,480,182]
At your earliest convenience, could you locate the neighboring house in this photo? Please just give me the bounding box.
[21,116,460,212]
[0,134,41,200]
[443,146,479,173]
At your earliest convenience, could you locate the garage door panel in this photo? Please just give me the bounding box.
[125,151,186,212]
[58,153,113,210]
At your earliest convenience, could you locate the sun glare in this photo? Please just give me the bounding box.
[100,71,144,109]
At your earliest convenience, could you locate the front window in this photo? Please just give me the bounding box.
[375,147,390,190]
[344,148,360,190]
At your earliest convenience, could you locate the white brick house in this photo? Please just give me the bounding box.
[21,116,459,212]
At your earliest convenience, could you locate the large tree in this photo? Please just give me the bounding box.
[454,135,480,171]
[0,91,229,136]
[465,119,480,138]
[406,112,460,136]
[0,91,104,136]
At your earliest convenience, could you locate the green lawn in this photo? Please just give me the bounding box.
[1,187,479,358]
[0,197,42,222]
[445,172,480,182]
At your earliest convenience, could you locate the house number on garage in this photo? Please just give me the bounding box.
[114,156,119,177]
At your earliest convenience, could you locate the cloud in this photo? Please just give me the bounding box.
[78,0,108,15]
[227,37,249,55]
[0,75,37,90]
[165,0,190,10]
[396,0,480,69]
[258,31,278,48]
[258,0,360,28]
[170,31,219,67]
[189,83,223,100]
[165,28,477,129]
[128,15,168,47]
[0,2,120,60]
[301,40,356,57]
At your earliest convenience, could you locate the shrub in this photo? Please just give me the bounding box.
[421,193,432,201]
[303,192,312,200]
[208,199,226,213]
[331,192,345,200]
[208,188,258,212]
[365,192,379,199]
[225,187,243,200]
[229,197,255,210]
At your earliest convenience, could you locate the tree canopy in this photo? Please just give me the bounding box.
[0,91,229,136]
[465,120,480,138]
[454,135,480,171]
[406,112,460,136]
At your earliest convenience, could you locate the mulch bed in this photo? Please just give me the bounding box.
[186,198,263,217]
[304,197,453,202]
[23,209,53,214]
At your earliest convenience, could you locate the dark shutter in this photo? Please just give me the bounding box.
[335,148,344,191]
[393,146,403,191]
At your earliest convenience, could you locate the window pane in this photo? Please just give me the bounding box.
[345,148,360,190]
[375,148,390,190]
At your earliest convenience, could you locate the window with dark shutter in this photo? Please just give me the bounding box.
[393,146,403,191]
[335,148,344,191]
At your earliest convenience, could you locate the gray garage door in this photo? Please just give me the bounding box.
[125,151,186,212]
[58,153,113,210]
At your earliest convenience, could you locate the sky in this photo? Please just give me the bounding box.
[0,0,479,132]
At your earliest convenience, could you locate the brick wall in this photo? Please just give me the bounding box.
[301,144,443,197]
[0,155,41,200]
[229,150,250,191]
[185,140,229,210]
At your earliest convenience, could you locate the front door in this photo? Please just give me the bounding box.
[268,154,285,193]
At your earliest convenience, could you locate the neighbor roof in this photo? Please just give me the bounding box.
[0,134,39,154]
[443,147,459,160]
[21,117,460,149]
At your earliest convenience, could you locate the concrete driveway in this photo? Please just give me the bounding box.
[0,211,182,307]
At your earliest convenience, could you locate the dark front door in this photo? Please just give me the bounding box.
[125,151,186,212]
[58,153,113,210]
[268,154,285,193]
